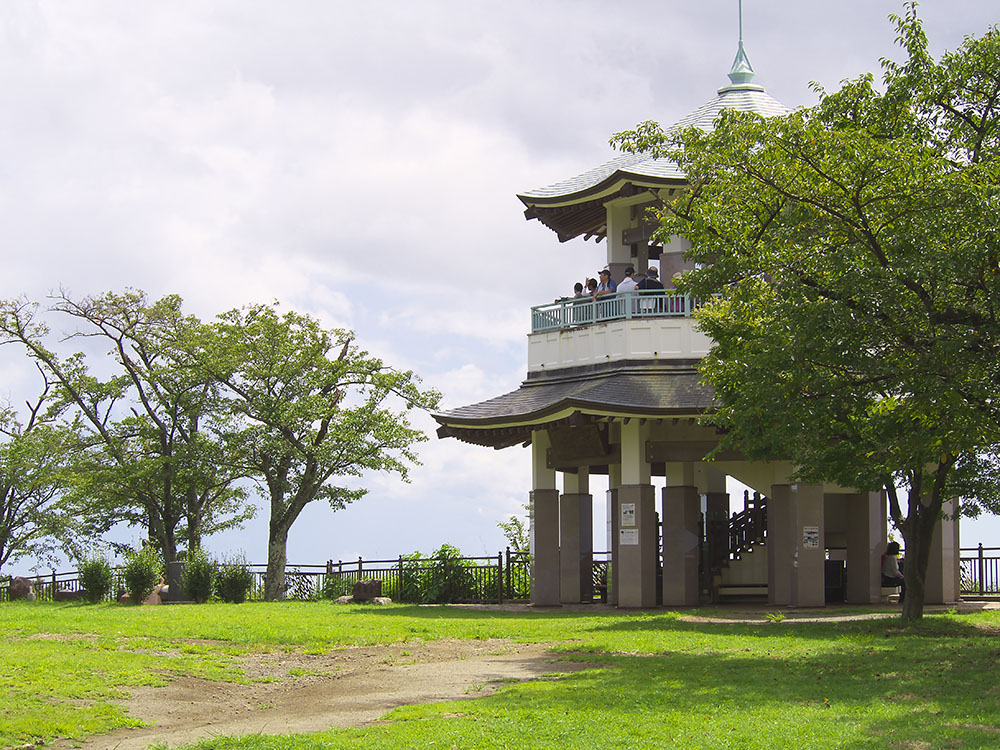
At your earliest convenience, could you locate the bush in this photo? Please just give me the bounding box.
[122,545,162,604]
[78,557,114,603]
[321,574,353,600]
[215,556,254,603]
[399,545,479,604]
[181,548,216,603]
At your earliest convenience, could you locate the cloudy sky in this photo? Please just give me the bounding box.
[2,1,998,572]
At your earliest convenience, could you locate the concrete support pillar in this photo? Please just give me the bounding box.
[845,491,885,604]
[659,235,693,287]
[616,420,656,608]
[662,485,700,606]
[617,484,657,607]
[560,468,592,604]
[607,463,621,606]
[925,498,961,604]
[529,429,559,606]
[769,483,825,607]
[606,203,633,281]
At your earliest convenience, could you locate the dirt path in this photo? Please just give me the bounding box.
[55,639,586,750]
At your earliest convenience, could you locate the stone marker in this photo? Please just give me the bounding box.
[352,579,382,602]
[9,577,35,600]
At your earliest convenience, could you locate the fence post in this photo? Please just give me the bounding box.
[979,543,985,596]
[398,555,404,601]
[358,556,363,578]
[505,547,511,601]
[497,552,503,605]
[51,569,56,600]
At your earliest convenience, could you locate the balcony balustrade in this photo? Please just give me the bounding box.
[530,291,697,334]
[527,291,712,372]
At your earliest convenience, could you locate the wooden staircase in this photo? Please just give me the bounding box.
[711,491,769,600]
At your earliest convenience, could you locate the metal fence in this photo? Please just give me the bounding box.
[7,544,992,604]
[0,551,534,605]
[960,544,1000,596]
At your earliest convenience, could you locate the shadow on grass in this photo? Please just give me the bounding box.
[409,625,1000,748]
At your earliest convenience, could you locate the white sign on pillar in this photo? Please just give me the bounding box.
[621,503,636,526]
[802,526,820,549]
[620,528,639,546]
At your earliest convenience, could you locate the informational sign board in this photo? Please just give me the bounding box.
[620,528,639,546]
[802,526,820,549]
[621,502,636,527]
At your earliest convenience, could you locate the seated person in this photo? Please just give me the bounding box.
[881,541,905,601]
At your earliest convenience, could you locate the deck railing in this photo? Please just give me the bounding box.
[960,544,1000,596]
[530,291,698,333]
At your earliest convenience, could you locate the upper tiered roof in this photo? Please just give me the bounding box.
[517,36,790,242]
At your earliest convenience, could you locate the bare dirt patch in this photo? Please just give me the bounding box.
[53,639,588,749]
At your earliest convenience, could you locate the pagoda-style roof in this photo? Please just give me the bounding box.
[517,54,791,243]
[434,360,715,449]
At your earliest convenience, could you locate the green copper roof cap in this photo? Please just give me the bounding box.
[718,1,765,93]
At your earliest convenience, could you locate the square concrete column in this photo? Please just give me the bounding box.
[615,420,656,608]
[529,429,559,606]
[769,483,825,607]
[607,486,619,606]
[616,483,657,607]
[925,498,960,604]
[662,485,700,606]
[768,485,793,606]
[560,466,592,604]
[845,491,886,604]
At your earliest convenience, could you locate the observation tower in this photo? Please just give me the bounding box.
[433,24,960,608]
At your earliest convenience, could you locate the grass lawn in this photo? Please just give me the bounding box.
[2,601,999,749]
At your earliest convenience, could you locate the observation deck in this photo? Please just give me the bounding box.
[528,291,712,373]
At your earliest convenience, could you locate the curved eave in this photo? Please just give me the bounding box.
[433,364,715,449]
[518,170,685,210]
[520,173,685,243]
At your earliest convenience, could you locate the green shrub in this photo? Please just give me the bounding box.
[78,557,114,603]
[181,548,216,603]
[321,574,353,600]
[122,545,162,604]
[426,544,478,603]
[215,556,254,603]
[399,545,479,604]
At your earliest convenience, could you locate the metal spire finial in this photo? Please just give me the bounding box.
[719,0,764,92]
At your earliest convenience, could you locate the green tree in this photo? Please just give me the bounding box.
[0,291,252,567]
[498,504,529,553]
[0,380,79,574]
[612,5,1000,620]
[202,304,440,601]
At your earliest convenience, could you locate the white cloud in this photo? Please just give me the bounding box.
[3,0,1000,572]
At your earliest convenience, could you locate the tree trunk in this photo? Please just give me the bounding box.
[899,489,943,622]
[264,522,290,601]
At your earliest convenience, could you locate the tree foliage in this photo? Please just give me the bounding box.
[200,303,441,600]
[0,291,251,567]
[613,4,1000,620]
[0,378,79,574]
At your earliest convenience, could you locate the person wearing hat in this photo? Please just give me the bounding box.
[594,269,617,298]
[636,265,664,292]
